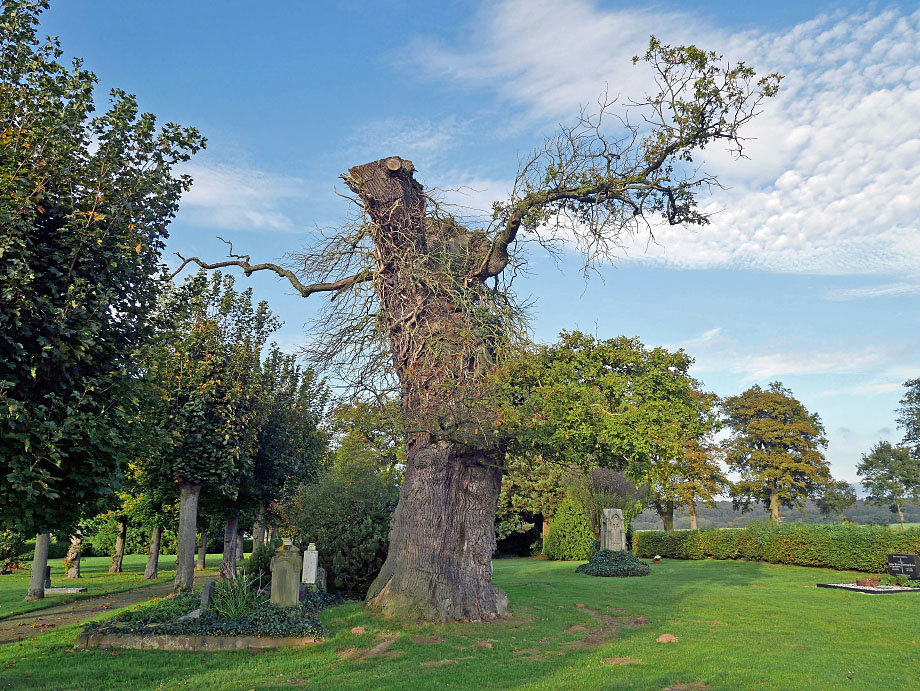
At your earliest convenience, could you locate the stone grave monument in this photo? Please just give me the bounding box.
[301,543,318,585]
[600,508,626,552]
[270,540,301,607]
[887,553,919,580]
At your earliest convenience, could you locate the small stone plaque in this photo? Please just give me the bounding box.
[887,553,919,579]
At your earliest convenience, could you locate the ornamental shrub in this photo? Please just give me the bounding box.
[544,498,594,561]
[633,522,920,573]
[576,549,650,577]
[278,470,399,597]
[0,530,27,568]
[247,543,274,581]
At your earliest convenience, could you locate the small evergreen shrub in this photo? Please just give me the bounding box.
[0,530,27,568]
[278,471,399,597]
[633,522,920,573]
[246,543,274,581]
[544,498,594,561]
[576,549,651,577]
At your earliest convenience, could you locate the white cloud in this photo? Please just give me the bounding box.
[346,117,471,168]
[825,281,920,301]
[416,1,920,276]
[179,162,311,231]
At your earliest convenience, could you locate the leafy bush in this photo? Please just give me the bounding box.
[576,549,651,577]
[544,498,594,561]
[246,543,274,581]
[0,530,27,568]
[210,572,267,619]
[85,515,177,556]
[633,522,920,573]
[278,471,399,597]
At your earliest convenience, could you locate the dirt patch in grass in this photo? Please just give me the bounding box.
[604,656,641,666]
[657,634,678,643]
[337,636,398,661]
[420,659,458,668]
[410,635,445,644]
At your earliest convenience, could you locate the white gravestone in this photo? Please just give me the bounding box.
[302,542,318,585]
[601,508,626,552]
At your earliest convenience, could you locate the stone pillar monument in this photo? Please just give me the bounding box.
[301,543,318,585]
[270,540,301,607]
[600,508,626,552]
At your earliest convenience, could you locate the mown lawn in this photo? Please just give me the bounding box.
[1,557,918,690]
[0,554,223,620]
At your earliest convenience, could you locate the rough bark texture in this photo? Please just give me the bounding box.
[26,532,50,600]
[65,534,82,579]
[656,501,675,531]
[220,515,239,580]
[769,486,781,523]
[348,159,508,622]
[174,482,202,593]
[252,520,264,548]
[236,531,244,561]
[109,520,127,573]
[196,528,208,570]
[144,525,162,580]
[688,502,698,531]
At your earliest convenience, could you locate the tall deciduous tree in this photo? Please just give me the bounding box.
[857,442,919,529]
[722,382,831,522]
[815,479,857,522]
[0,1,203,599]
[175,41,779,620]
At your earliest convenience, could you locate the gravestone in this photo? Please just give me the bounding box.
[600,508,626,552]
[270,542,301,608]
[887,553,920,580]
[200,579,216,608]
[301,543,318,585]
[44,565,52,589]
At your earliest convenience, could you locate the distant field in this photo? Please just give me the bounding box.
[2,558,919,689]
[891,522,920,530]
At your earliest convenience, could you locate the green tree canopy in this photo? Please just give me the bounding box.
[721,382,831,522]
[815,479,857,522]
[857,441,919,529]
[0,0,204,535]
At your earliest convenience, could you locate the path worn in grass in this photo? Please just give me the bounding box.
[0,573,213,646]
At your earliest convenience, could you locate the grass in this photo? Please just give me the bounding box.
[890,522,920,530]
[0,554,223,620]
[1,558,919,690]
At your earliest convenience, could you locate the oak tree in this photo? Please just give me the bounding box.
[722,382,831,522]
[176,41,780,620]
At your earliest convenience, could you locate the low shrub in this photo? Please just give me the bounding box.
[246,543,274,581]
[576,549,650,577]
[0,530,27,569]
[278,471,399,597]
[210,572,267,619]
[544,498,595,561]
[114,593,201,626]
[633,522,920,573]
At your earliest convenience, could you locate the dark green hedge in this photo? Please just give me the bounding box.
[633,522,920,573]
[544,498,594,561]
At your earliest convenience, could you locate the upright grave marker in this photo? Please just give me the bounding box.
[302,543,318,585]
[270,540,301,608]
[887,553,919,580]
[601,508,626,552]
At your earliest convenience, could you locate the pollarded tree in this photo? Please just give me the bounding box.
[722,382,831,522]
[857,442,919,529]
[0,1,203,600]
[175,41,780,620]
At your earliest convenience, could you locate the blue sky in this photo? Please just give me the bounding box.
[41,1,920,484]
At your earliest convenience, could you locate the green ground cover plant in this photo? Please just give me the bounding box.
[1,558,918,689]
[575,549,651,577]
[634,522,920,572]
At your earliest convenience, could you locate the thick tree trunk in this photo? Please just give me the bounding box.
[252,518,264,549]
[26,532,50,600]
[109,520,127,573]
[221,515,239,580]
[174,482,202,593]
[196,528,208,570]
[269,525,277,545]
[656,501,675,531]
[367,440,507,621]
[65,534,82,579]
[236,531,244,561]
[769,486,781,523]
[688,502,698,531]
[26,533,51,600]
[144,525,162,580]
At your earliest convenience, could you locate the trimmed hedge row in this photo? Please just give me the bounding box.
[633,522,920,573]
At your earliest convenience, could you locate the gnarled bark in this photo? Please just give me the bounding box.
[26,531,50,601]
[65,534,82,579]
[220,515,239,579]
[109,520,127,573]
[236,531,244,561]
[144,525,162,580]
[196,528,208,570]
[656,500,675,531]
[174,482,202,593]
